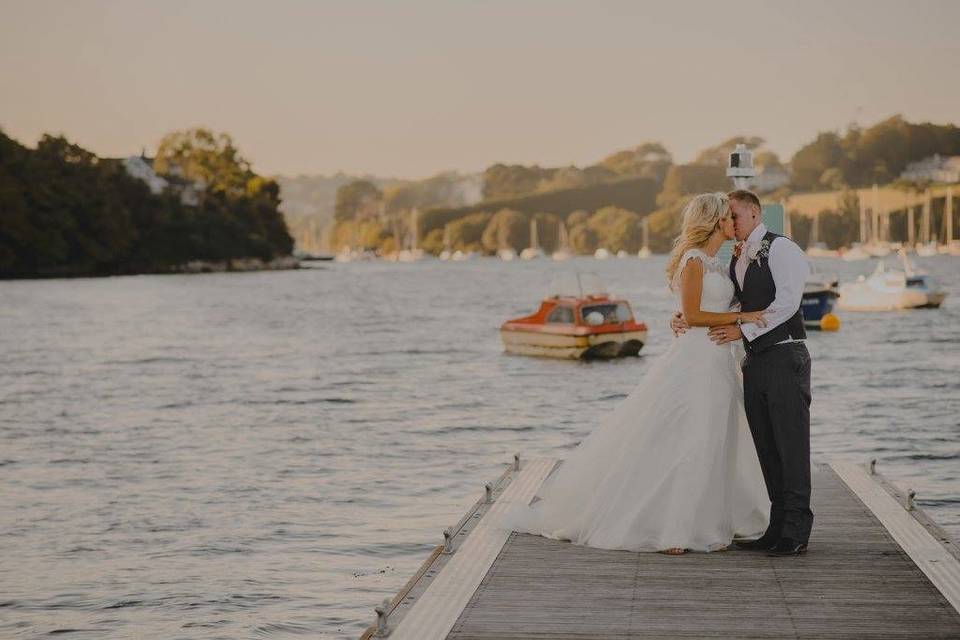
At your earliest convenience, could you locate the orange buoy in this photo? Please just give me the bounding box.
[819,313,840,332]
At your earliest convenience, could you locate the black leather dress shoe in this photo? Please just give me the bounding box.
[732,535,779,551]
[766,538,808,556]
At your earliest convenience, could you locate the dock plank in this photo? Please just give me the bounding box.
[445,463,960,639]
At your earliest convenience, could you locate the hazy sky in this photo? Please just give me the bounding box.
[2,0,958,179]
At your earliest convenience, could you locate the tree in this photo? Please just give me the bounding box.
[334,180,382,222]
[481,208,527,253]
[587,206,642,252]
[790,132,846,192]
[600,142,673,186]
[154,128,252,195]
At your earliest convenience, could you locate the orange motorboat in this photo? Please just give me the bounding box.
[499,274,648,359]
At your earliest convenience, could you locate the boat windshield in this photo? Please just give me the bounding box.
[580,302,632,324]
[546,305,575,323]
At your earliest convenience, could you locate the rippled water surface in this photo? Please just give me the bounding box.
[2,255,959,638]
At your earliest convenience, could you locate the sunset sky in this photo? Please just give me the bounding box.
[2,0,958,179]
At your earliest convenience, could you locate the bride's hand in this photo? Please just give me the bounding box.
[741,310,767,327]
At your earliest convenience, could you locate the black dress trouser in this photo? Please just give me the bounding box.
[741,341,813,544]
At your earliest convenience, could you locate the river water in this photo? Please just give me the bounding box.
[2,254,958,639]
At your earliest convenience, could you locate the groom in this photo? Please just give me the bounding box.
[672,189,813,557]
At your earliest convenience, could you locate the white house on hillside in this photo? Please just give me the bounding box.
[749,164,791,193]
[122,153,205,206]
[900,154,960,183]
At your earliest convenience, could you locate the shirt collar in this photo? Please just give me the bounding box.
[746,223,767,243]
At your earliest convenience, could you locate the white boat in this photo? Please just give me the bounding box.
[438,226,453,260]
[863,242,892,257]
[806,242,840,258]
[498,247,518,261]
[397,209,425,262]
[915,242,938,257]
[521,219,545,260]
[520,247,545,260]
[838,250,947,311]
[552,221,572,261]
[637,218,652,259]
[841,244,870,262]
[615,249,630,259]
[594,248,611,260]
[452,250,479,261]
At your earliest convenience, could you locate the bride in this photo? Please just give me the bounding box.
[491,192,770,554]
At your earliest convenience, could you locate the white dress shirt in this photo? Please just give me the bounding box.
[735,223,810,344]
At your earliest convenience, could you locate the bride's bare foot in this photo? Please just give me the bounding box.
[661,547,686,555]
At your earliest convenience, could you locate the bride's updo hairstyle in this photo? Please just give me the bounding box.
[665,192,730,289]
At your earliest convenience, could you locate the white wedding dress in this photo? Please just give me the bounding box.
[491,248,769,552]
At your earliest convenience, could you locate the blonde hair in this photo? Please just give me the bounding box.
[665,192,730,289]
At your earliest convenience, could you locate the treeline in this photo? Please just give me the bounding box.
[0,128,293,278]
[330,116,960,255]
[791,115,960,191]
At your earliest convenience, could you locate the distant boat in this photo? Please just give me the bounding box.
[521,218,545,260]
[594,248,611,260]
[838,250,947,311]
[452,250,479,261]
[801,269,840,330]
[841,244,870,262]
[499,273,648,359]
[552,221,572,261]
[616,249,630,259]
[915,242,938,257]
[863,242,892,257]
[637,218,652,259]
[806,242,840,258]
[398,208,425,262]
[498,247,518,261]
[439,225,453,261]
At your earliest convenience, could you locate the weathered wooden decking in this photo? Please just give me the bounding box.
[361,459,960,639]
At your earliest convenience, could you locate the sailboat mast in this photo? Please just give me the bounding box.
[947,186,954,243]
[410,208,418,251]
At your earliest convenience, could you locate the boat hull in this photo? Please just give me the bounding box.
[838,286,944,311]
[500,328,647,359]
[801,288,839,328]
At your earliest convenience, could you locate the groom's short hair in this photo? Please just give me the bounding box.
[728,189,761,212]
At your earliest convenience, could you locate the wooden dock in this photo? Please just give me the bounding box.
[360,458,960,639]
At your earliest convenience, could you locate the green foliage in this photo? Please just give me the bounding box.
[154,128,252,196]
[480,208,527,253]
[482,163,551,200]
[600,142,673,186]
[421,176,658,239]
[587,206,642,252]
[334,179,382,222]
[790,116,960,191]
[568,223,598,254]
[445,211,492,252]
[790,132,847,192]
[0,130,292,278]
[657,164,728,207]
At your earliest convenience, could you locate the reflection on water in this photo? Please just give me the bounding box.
[1,255,958,638]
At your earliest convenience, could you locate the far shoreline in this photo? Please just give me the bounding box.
[0,255,303,281]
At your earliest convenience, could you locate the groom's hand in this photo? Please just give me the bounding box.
[709,324,742,345]
[670,311,689,336]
